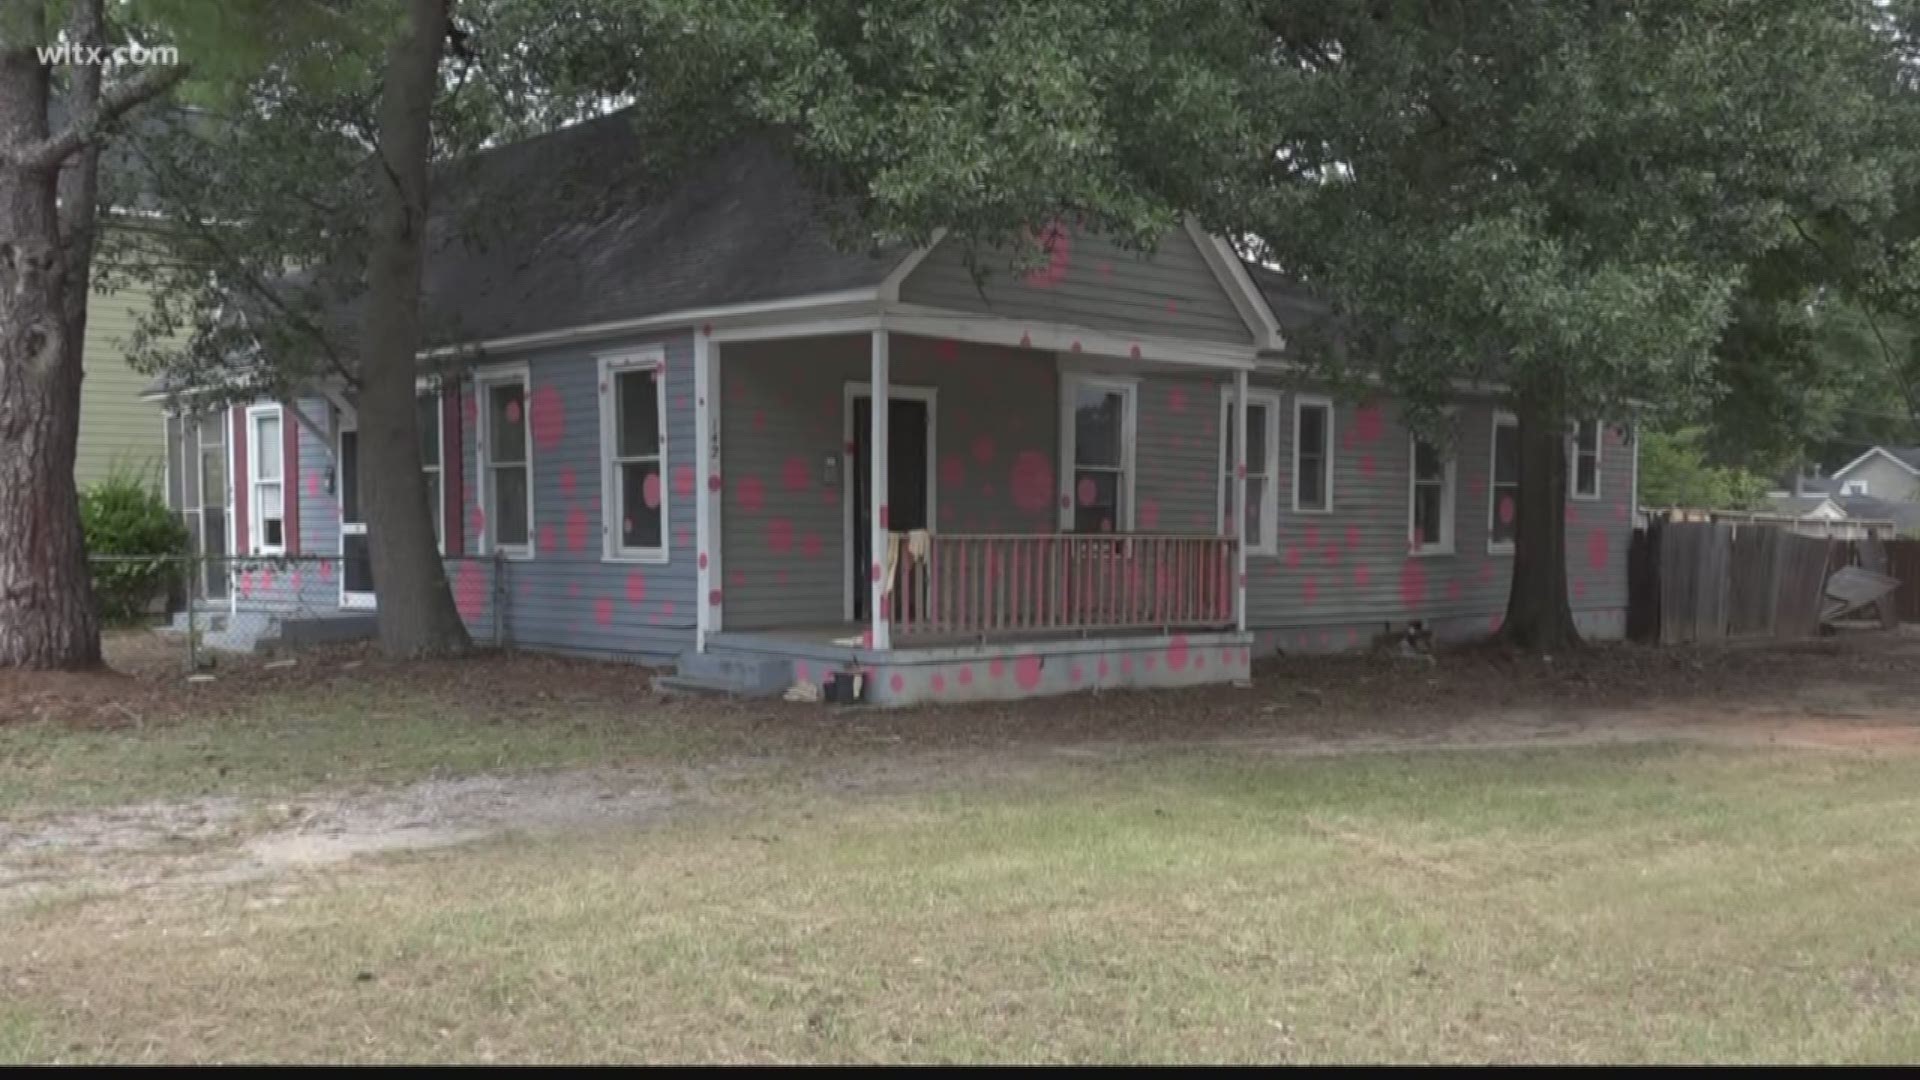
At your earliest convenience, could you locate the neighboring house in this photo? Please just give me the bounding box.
[149,112,1636,704]
[1760,495,1848,522]
[75,224,168,489]
[1783,446,1920,502]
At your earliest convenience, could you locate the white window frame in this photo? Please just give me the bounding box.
[417,390,445,555]
[1407,426,1457,556]
[474,364,535,558]
[1217,386,1282,555]
[1842,479,1869,497]
[1292,392,1335,514]
[597,345,670,563]
[245,403,285,556]
[1569,418,1602,501]
[1488,410,1519,555]
[1057,372,1138,532]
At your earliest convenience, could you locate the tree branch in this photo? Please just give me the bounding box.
[10,61,189,173]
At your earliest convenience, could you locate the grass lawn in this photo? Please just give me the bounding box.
[7,742,1920,1063]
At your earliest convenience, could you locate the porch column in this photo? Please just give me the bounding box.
[1233,368,1249,633]
[694,332,722,650]
[869,328,891,650]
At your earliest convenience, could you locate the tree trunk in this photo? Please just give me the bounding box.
[359,0,469,657]
[0,23,99,669]
[1501,390,1582,651]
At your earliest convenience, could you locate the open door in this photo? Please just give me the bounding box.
[338,415,375,609]
[848,390,933,621]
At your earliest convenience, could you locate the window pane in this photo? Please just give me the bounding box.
[1298,455,1325,510]
[198,412,225,449]
[1074,387,1123,468]
[417,394,440,467]
[1577,454,1598,495]
[1072,469,1119,532]
[255,415,282,480]
[617,369,660,459]
[1247,404,1269,473]
[489,383,526,463]
[1245,477,1265,543]
[259,480,283,516]
[621,461,663,549]
[1297,404,1325,456]
[493,465,529,546]
[344,532,374,593]
[1491,484,1518,544]
[1414,438,1442,482]
[263,518,284,549]
[203,506,226,559]
[1494,422,1519,484]
[1416,484,1443,546]
[201,443,225,510]
[340,430,362,526]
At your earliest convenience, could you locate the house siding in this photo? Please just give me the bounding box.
[457,331,698,660]
[1832,454,1920,501]
[718,333,1059,630]
[899,225,1253,346]
[76,277,167,490]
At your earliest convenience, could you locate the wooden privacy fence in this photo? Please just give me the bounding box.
[1827,537,1920,624]
[1634,520,1851,644]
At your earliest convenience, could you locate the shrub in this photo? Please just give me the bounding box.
[81,465,189,623]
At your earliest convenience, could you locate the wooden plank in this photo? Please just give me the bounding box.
[1857,533,1900,629]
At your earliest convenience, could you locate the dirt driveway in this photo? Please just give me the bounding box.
[6,628,1920,905]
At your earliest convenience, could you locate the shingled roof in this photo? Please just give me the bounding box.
[410,111,908,348]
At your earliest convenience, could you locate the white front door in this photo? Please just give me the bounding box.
[338,416,376,609]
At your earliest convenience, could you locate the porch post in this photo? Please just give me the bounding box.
[1233,368,1249,633]
[694,332,721,650]
[869,328,892,650]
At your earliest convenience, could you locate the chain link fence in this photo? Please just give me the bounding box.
[90,552,510,672]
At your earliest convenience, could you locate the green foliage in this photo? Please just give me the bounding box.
[1637,428,1772,511]
[79,467,188,623]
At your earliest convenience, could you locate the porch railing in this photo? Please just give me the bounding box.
[891,533,1235,640]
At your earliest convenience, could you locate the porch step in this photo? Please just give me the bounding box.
[667,649,793,698]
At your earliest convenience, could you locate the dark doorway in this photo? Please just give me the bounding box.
[850,394,931,620]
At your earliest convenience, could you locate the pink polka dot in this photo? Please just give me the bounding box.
[1399,559,1429,607]
[698,552,709,570]
[1166,634,1191,673]
[890,672,906,693]
[736,474,764,513]
[675,528,691,551]
[661,599,675,617]
[319,560,333,581]
[1069,662,1084,684]
[529,386,564,451]
[768,517,794,554]
[781,455,810,492]
[1587,529,1610,571]
[304,471,320,498]
[503,398,522,424]
[566,506,588,553]
[1096,658,1110,679]
[454,560,486,620]
[1446,579,1464,601]
[594,597,613,626]
[1498,496,1515,524]
[642,472,661,509]
[931,673,947,693]
[1010,451,1054,513]
[708,588,722,606]
[468,504,486,538]
[707,473,723,494]
[940,453,965,490]
[1489,612,1504,634]
[1354,403,1384,443]
[1121,656,1134,675]
[1139,500,1160,530]
[1076,476,1098,507]
[1285,546,1302,569]
[673,465,695,499]
[1345,526,1361,549]
[1354,565,1370,588]
[971,434,996,465]
[1360,454,1376,477]
[871,562,882,583]
[1168,387,1188,414]
[1014,655,1044,690]
[1303,578,1319,605]
[559,466,577,498]
[1023,221,1072,287]
[801,533,823,559]
[957,665,974,687]
[795,661,811,683]
[626,571,647,605]
[990,658,1006,680]
[935,338,959,361]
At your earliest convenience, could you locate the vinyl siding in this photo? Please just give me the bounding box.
[76,279,166,489]
[1831,454,1920,501]
[899,225,1254,346]
[719,333,1058,630]
[458,331,698,659]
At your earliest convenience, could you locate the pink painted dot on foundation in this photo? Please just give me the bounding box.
[1120,656,1134,675]
[957,665,974,687]
[1166,634,1191,673]
[1144,653,1158,671]
[1068,662,1084,684]
[931,673,947,693]
[990,657,1006,680]
[1014,655,1043,690]
[890,672,905,693]
[1097,658,1110,679]
[795,661,811,683]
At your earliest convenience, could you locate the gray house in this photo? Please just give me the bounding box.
[157,112,1636,704]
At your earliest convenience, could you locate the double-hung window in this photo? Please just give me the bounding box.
[1293,394,1334,513]
[599,347,668,561]
[247,405,284,554]
[1489,411,1519,552]
[1409,430,1456,555]
[1570,419,1602,500]
[477,368,533,556]
[1219,387,1282,553]
[1060,374,1136,533]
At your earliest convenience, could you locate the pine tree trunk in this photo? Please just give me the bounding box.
[0,32,100,670]
[359,0,469,658]
[1501,391,1582,651]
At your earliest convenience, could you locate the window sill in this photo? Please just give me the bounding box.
[1409,545,1455,558]
[1290,505,1334,516]
[487,546,535,561]
[1570,492,1602,502]
[602,550,670,566]
[1487,542,1515,556]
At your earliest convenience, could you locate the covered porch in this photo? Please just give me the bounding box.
[693,315,1260,703]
